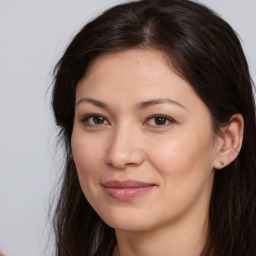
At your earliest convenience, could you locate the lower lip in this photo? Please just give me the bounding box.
[104,186,154,200]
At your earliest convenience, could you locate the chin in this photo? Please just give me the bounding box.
[99,209,164,233]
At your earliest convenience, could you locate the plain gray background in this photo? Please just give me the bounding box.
[0,0,255,255]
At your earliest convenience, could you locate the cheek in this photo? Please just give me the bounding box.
[147,130,215,181]
[71,132,104,181]
[147,134,215,214]
[71,132,106,207]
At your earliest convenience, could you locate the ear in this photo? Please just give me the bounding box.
[213,114,244,169]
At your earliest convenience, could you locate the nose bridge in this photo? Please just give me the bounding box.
[106,122,144,169]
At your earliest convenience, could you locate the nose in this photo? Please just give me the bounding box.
[105,124,145,169]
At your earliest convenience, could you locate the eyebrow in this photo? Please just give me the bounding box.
[76,97,187,111]
[134,98,187,111]
[76,98,108,109]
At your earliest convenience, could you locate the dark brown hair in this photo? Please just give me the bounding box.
[52,0,256,255]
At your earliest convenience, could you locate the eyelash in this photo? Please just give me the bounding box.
[80,114,176,127]
[144,114,176,126]
[81,114,110,126]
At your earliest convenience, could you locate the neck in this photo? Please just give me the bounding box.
[113,212,208,256]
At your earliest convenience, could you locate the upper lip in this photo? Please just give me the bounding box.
[102,180,155,188]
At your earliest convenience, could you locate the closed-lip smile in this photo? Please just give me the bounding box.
[102,180,155,200]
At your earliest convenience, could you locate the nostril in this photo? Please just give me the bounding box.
[105,128,145,169]
[106,149,145,169]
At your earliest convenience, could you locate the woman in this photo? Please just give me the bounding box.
[52,0,256,255]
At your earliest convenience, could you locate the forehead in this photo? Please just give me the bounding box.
[76,49,203,111]
[83,48,171,79]
[77,49,186,92]
[75,49,215,133]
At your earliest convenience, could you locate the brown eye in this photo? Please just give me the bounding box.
[145,114,176,127]
[154,116,167,125]
[93,116,105,124]
[81,114,109,126]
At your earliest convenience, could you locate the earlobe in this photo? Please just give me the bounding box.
[214,114,244,169]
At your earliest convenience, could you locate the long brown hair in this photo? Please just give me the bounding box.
[52,0,256,255]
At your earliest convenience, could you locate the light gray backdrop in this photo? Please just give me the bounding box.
[0,0,255,255]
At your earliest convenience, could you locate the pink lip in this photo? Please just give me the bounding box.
[102,180,155,200]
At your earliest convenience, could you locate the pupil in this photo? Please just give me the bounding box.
[94,116,104,124]
[155,117,166,125]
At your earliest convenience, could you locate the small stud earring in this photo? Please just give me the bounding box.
[220,160,224,165]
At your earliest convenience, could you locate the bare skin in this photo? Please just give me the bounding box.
[72,49,243,256]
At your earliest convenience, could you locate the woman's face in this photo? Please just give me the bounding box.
[71,49,220,232]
